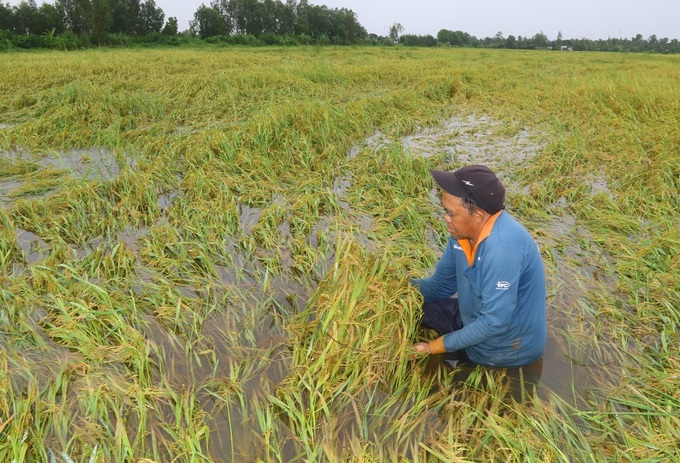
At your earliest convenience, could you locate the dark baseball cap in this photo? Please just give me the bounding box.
[429,165,506,214]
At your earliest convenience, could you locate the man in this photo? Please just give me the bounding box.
[412,165,546,367]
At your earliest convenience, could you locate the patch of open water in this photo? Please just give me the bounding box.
[0,148,134,204]
[2,114,630,460]
[395,115,626,404]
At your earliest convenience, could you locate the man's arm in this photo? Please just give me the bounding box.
[419,243,524,354]
[410,237,459,302]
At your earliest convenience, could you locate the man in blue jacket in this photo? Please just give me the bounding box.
[412,165,546,367]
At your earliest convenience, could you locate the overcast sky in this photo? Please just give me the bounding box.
[150,0,679,40]
[7,0,679,40]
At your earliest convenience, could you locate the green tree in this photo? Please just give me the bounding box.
[108,0,129,34]
[261,0,277,34]
[124,0,141,34]
[531,31,549,49]
[438,29,473,47]
[242,0,265,35]
[191,4,227,38]
[277,0,296,35]
[56,0,92,35]
[437,29,453,44]
[389,22,403,42]
[37,2,65,33]
[505,34,516,49]
[138,0,164,34]
[554,30,563,48]
[0,2,13,31]
[294,0,308,35]
[162,16,177,35]
[222,0,264,35]
[13,0,40,34]
[305,4,330,38]
[493,31,504,48]
[332,7,364,44]
[91,0,112,41]
[399,34,436,47]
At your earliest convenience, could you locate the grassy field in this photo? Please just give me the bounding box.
[0,46,678,462]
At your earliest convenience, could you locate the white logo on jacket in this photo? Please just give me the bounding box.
[496,281,510,290]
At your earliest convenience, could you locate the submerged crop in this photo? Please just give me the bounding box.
[0,46,678,462]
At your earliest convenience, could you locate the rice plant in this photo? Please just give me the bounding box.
[0,46,677,462]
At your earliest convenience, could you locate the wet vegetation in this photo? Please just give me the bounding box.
[0,47,679,462]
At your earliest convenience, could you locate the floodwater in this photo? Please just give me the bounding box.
[400,114,621,405]
[2,115,626,460]
[0,148,132,203]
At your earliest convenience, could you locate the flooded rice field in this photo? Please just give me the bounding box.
[1,104,667,462]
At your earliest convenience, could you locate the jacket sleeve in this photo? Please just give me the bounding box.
[441,242,524,353]
[410,237,459,302]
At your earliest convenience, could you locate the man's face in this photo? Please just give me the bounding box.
[441,192,476,241]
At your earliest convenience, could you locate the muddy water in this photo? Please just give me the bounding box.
[351,114,546,184]
[399,114,623,403]
[0,148,132,203]
[192,175,620,461]
[2,115,625,460]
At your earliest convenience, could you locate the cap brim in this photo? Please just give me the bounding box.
[429,169,472,200]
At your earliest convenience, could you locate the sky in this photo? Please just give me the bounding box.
[149,0,680,40]
[6,0,679,40]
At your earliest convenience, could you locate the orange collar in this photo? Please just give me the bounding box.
[458,211,503,266]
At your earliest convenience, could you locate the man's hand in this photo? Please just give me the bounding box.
[413,342,431,354]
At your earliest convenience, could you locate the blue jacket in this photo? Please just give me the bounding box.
[412,211,546,367]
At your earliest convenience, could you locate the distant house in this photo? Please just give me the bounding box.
[560,45,573,51]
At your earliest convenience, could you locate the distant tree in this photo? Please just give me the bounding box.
[13,0,41,35]
[221,0,264,35]
[124,0,141,34]
[261,0,277,34]
[437,29,474,47]
[108,0,128,34]
[437,29,452,44]
[243,0,265,35]
[37,2,65,34]
[453,30,472,46]
[277,0,296,35]
[162,16,177,35]
[305,4,330,37]
[331,7,365,44]
[191,4,227,38]
[294,0,308,35]
[138,0,164,34]
[399,33,436,47]
[505,34,516,49]
[389,22,403,42]
[554,30,563,48]
[56,0,92,35]
[0,2,13,31]
[531,30,549,49]
[493,31,504,48]
[90,0,113,41]
[647,34,658,51]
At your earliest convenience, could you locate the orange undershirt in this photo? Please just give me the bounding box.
[457,210,503,267]
[428,210,503,355]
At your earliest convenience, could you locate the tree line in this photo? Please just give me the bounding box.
[0,0,369,48]
[1,0,678,53]
[432,29,680,54]
[0,0,170,46]
[192,0,366,44]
